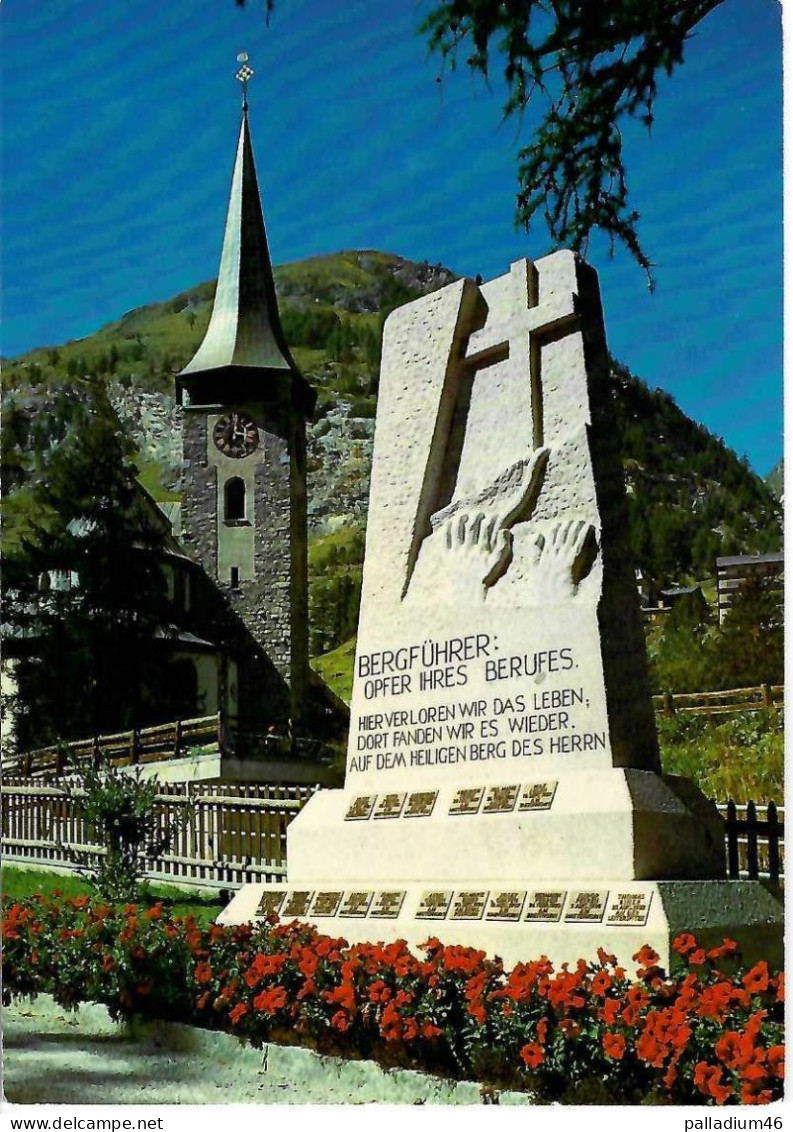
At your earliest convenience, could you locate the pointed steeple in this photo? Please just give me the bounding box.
[179,58,313,413]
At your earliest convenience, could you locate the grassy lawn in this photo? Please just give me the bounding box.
[2,865,223,924]
[658,708,783,803]
[311,635,356,704]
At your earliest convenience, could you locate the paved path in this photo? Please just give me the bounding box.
[3,998,529,1106]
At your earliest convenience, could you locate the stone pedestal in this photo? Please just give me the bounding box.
[219,252,783,970]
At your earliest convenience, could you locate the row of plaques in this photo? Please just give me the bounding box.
[256,887,652,927]
[344,781,558,822]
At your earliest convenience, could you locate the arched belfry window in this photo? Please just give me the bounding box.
[224,477,246,522]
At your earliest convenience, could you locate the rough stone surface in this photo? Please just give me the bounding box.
[181,399,309,726]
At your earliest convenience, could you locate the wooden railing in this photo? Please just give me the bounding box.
[717,800,784,888]
[2,714,224,780]
[1,778,317,891]
[2,778,782,895]
[653,685,783,717]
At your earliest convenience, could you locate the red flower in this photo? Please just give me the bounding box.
[636,1031,666,1068]
[633,945,660,968]
[591,970,612,996]
[600,997,621,1025]
[597,947,617,967]
[707,939,739,962]
[767,1045,785,1079]
[715,1031,746,1071]
[775,973,785,1002]
[693,1062,733,1105]
[228,1003,249,1025]
[193,962,212,985]
[672,933,697,956]
[519,1042,544,1069]
[324,980,356,1013]
[421,1021,442,1040]
[536,1017,549,1045]
[696,982,734,1021]
[743,962,771,995]
[603,1033,626,1061]
[558,1018,581,1039]
[244,952,287,987]
[331,1010,350,1032]
[253,986,287,1014]
[740,1084,773,1105]
[298,949,318,978]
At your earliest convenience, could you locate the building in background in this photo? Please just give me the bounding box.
[716,551,784,624]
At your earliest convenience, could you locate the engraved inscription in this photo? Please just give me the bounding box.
[486,891,527,922]
[451,891,488,920]
[339,891,374,918]
[370,891,406,919]
[373,792,406,820]
[449,787,484,816]
[345,795,376,821]
[606,891,652,927]
[255,891,286,918]
[564,890,608,923]
[518,781,558,811]
[416,890,453,919]
[483,784,519,814]
[311,890,343,917]
[525,890,566,922]
[404,791,438,818]
[282,891,313,918]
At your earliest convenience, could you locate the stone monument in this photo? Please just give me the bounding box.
[219,251,782,969]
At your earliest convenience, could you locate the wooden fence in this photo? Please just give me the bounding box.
[717,800,784,888]
[2,715,224,781]
[1,779,317,891]
[652,684,783,717]
[1,778,783,894]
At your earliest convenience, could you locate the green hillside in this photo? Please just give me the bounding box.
[766,458,784,500]
[2,250,781,664]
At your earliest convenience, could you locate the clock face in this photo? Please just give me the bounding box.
[213,411,259,459]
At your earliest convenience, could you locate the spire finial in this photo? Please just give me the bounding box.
[236,52,254,113]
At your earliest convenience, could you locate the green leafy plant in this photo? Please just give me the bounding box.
[60,764,190,904]
[3,896,783,1105]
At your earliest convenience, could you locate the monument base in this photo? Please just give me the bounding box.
[217,878,782,974]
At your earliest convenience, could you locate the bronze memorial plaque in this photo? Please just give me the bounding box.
[416,890,453,919]
[339,891,374,918]
[525,890,567,922]
[255,891,286,918]
[282,891,313,918]
[606,891,653,927]
[518,781,559,811]
[311,890,343,917]
[449,787,484,816]
[373,792,406,820]
[403,791,438,818]
[486,890,527,922]
[370,891,406,919]
[345,795,376,821]
[564,890,609,923]
[482,784,520,814]
[450,891,488,920]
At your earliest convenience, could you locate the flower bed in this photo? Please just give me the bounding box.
[2,895,784,1105]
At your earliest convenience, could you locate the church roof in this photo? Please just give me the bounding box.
[180,108,297,379]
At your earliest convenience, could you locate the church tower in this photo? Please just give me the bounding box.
[177,56,315,730]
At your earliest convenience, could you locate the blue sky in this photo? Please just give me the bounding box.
[1,0,783,474]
